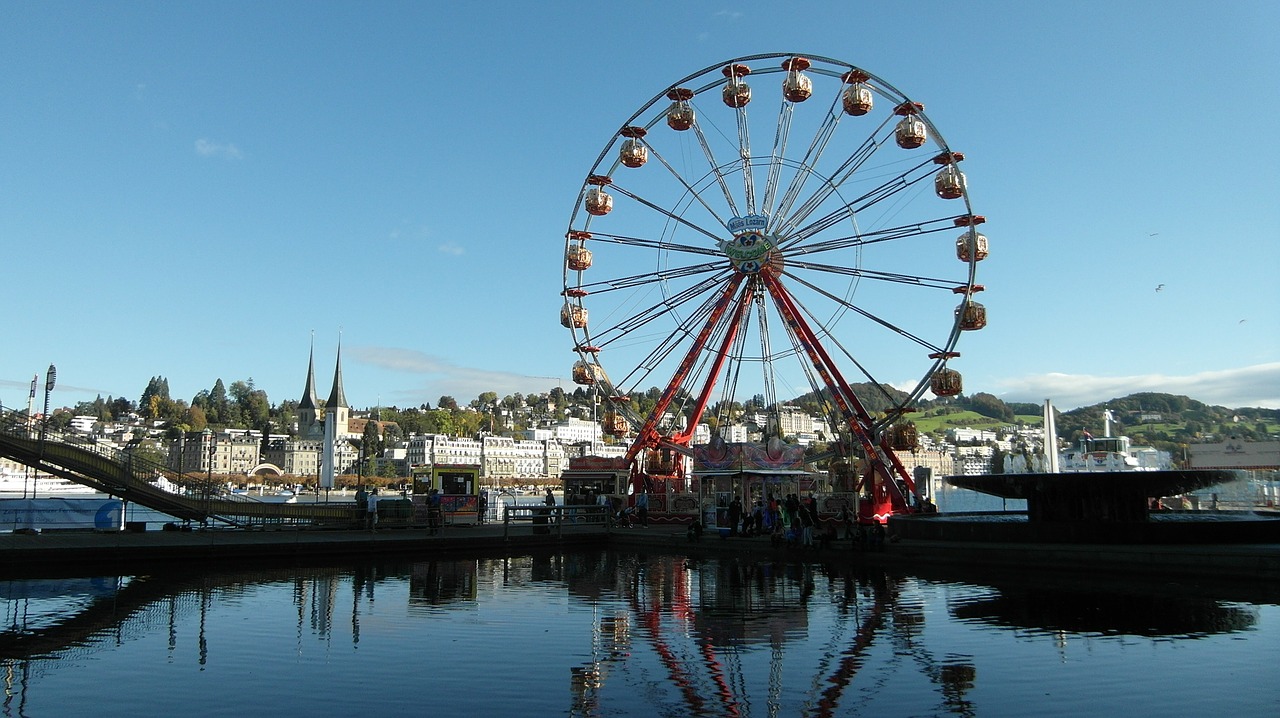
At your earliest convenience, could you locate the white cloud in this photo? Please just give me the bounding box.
[194,138,243,159]
[990,363,1280,410]
[349,346,563,405]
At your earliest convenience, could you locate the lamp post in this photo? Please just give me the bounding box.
[35,364,56,500]
[205,435,215,521]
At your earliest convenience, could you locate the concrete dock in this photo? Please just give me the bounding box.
[4,521,1279,584]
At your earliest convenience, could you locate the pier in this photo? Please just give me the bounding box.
[4,513,1278,582]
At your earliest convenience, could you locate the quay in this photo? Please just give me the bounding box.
[4,516,1279,584]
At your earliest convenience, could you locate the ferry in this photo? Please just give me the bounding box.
[0,466,96,495]
[1058,409,1170,472]
[1004,403,1171,473]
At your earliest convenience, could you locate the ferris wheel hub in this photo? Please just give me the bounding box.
[721,214,779,274]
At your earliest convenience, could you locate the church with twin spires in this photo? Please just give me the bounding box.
[292,340,357,486]
[297,341,350,440]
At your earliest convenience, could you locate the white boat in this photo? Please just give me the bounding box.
[1004,402,1171,473]
[0,465,97,495]
[1058,408,1171,472]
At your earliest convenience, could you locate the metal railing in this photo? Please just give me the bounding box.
[501,504,611,540]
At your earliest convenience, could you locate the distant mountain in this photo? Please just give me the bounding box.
[1052,393,1278,445]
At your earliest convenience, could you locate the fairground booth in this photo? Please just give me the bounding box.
[693,439,840,532]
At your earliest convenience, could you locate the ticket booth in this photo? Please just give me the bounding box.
[411,464,481,525]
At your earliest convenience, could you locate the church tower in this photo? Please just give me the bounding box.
[320,339,349,489]
[325,341,350,435]
[298,338,322,438]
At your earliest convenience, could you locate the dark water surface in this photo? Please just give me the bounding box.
[1,549,1277,717]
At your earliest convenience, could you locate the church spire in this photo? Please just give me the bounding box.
[327,338,348,410]
[299,334,319,410]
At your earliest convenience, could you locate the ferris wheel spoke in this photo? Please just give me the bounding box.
[825,117,898,187]
[607,184,726,244]
[770,110,842,228]
[584,231,724,258]
[689,122,742,218]
[643,143,732,230]
[735,105,756,214]
[789,291,919,407]
[780,168,933,248]
[752,292,782,413]
[778,269,950,353]
[769,300,839,413]
[579,261,727,294]
[589,273,732,350]
[786,217,959,257]
[760,101,796,220]
[774,119,893,236]
[783,259,964,292]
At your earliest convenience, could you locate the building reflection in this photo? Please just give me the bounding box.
[408,560,478,612]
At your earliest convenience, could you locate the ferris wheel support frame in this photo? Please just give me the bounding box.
[758,267,917,513]
[623,273,746,475]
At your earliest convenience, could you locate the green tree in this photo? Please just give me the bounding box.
[208,379,229,426]
[139,376,171,420]
[230,379,270,430]
[382,422,404,446]
[109,396,134,420]
[183,404,208,433]
[437,396,459,411]
[425,409,455,435]
[361,420,383,462]
[124,441,167,471]
[967,392,1014,422]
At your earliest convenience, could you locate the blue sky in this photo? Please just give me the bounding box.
[2,0,1277,416]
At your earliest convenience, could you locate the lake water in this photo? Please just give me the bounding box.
[2,547,1277,717]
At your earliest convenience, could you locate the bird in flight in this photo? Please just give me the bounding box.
[1155,284,1165,292]
[1148,232,1159,237]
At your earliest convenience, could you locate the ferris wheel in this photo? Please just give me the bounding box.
[561,53,987,515]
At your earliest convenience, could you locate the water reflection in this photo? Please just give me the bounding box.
[950,585,1258,638]
[0,552,1275,717]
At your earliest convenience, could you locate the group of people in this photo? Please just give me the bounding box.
[355,485,443,533]
[699,494,891,551]
[722,493,823,545]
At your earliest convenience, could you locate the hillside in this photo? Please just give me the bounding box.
[907,392,1279,456]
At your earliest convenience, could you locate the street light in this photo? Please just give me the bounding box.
[35,364,56,500]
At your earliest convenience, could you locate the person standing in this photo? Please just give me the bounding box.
[366,489,379,531]
[798,496,814,547]
[727,497,742,536]
[636,490,649,528]
[427,488,442,535]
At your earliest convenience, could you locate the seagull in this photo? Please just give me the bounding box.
[1155,284,1164,292]
[1148,232,1159,237]
[1239,319,1247,324]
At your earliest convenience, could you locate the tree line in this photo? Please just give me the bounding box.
[58,377,1279,452]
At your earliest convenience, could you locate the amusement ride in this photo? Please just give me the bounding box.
[561,53,988,524]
